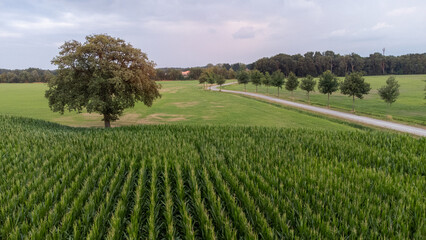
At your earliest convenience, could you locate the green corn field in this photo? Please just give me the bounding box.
[0,115,425,239]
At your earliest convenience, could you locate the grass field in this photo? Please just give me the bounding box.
[224,75,426,125]
[1,115,424,239]
[0,81,359,131]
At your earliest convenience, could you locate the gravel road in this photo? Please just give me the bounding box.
[210,82,426,137]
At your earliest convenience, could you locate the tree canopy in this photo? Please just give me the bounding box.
[45,34,161,128]
[340,72,371,111]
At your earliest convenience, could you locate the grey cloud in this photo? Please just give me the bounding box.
[233,27,256,39]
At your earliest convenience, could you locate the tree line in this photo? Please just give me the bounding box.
[230,69,399,112]
[154,63,245,81]
[252,51,426,77]
[0,68,55,83]
[154,51,426,80]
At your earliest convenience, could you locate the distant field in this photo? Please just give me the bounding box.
[1,115,424,239]
[224,75,426,125]
[0,81,358,131]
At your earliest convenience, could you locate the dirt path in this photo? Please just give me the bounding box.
[211,82,426,137]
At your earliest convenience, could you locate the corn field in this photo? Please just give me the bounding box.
[0,115,425,239]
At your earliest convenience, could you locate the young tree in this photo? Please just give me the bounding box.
[215,74,226,91]
[199,72,208,89]
[300,75,316,103]
[285,72,299,98]
[250,70,264,93]
[318,70,339,108]
[45,34,161,128]
[262,72,272,94]
[340,72,371,112]
[200,69,215,90]
[378,76,400,107]
[206,71,216,88]
[237,70,250,92]
[271,70,285,97]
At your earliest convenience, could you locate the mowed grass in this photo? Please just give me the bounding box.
[224,75,426,125]
[0,81,357,130]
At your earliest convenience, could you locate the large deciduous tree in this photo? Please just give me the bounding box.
[285,72,299,98]
[300,75,316,103]
[271,70,285,97]
[340,72,371,112]
[45,34,161,128]
[318,70,339,108]
[237,70,250,92]
[250,70,264,93]
[378,76,400,107]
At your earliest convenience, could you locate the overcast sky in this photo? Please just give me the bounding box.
[1,0,425,69]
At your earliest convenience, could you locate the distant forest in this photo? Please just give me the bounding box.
[0,68,55,83]
[2,51,426,82]
[250,51,426,77]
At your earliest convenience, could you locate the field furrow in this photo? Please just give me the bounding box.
[1,115,424,239]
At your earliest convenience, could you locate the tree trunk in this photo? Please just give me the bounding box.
[219,84,222,92]
[277,87,280,97]
[352,95,355,112]
[244,84,247,92]
[256,85,258,93]
[308,92,310,103]
[104,119,111,128]
[327,93,330,108]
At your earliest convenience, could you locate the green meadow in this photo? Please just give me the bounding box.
[224,75,426,126]
[0,81,357,130]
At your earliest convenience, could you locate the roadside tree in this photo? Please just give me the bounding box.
[271,70,285,97]
[340,72,371,112]
[237,70,250,92]
[262,72,272,93]
[318,70,339,108]
[250,70,264,93]
[300,75,316,103]
[285,72,299,98]
[45,34,161,128]
[378,76,400,107]
[215,74,226,91]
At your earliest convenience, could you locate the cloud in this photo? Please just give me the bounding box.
[371,22,391,31]
[330,29,348,37]
[233,27,256,39]
[0,31,22,38]
[387,7,416,17]
[11,17,75,30]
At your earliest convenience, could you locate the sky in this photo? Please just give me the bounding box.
[0,0,425,69]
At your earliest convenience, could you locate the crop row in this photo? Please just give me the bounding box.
[0,115,425,239]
